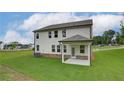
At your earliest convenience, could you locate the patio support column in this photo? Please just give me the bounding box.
[61,43,64,63]
[88,43,91,66]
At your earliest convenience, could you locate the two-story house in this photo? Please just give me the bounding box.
[33,19,93,66]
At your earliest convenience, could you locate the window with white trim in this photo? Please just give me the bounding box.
[48,31,52,38]
[52,45,55,52]
[63,45,67,53]
[36,33,39,39]
[57,45,60,52]
[54,30,58,38]
[36,45,39,51]
[80,45,85,53]
[62,29,66,37]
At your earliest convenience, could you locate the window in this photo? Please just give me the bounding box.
[54,30,58,38]
[48,32,52,38]
[57,45,60,52]
[62,29,66,37]
[36,33,39,39]
[80,45,85,53]
[36,45,39,51]
[63,45,67,53]
[52,45,55,52]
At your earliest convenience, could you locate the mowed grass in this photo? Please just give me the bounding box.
[93,45,124,51]
[0,49,124,80]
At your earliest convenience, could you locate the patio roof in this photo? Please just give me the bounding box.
[59,35,92,42]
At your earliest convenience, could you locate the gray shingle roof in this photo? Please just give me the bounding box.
[59,35,92,42]
[33,19,92,32]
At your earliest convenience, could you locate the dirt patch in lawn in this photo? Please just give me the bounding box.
[0,65,34,81]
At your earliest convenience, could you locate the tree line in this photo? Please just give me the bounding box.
[93,21,124,45]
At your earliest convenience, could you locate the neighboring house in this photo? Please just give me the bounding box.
[111,35,117,45]
[0,41,4,50]
[33,20,93,66]
[17,43,34,49]
[3,42,33,50]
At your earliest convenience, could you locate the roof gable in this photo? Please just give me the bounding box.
[33,19,92,32]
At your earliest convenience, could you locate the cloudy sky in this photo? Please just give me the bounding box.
[0,12,124,44]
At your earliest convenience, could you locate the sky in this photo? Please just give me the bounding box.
[0,12,124,44]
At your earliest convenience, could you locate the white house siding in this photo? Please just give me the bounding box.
[62,42,91,55]
[69,45,88,56]
[35,26,91,55]
[61,42,91,66]
[66,26,90,39]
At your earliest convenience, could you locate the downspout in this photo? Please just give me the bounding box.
[33,32,36,56]
[90,24,93,66]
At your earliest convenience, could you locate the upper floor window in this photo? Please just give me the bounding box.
[36,45,40,51]
[36,33,39,39]
[48,31,52,38]
[62,29,66,37]
[80,45,85,53]
[52,45,55,52]
[63,45,67,53]
[57,45,60,52]
[54,30,58,38]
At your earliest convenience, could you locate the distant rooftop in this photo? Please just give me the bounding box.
[33,19,92,32]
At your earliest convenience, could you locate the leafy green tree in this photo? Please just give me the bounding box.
[115,32,121,44]
[120,21,124,36]
[93,36,103,45]
[120,21,124,44]
[10,42,19,50]
[103,30,115,44]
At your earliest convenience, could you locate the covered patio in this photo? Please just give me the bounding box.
[64,58,90,66]
[59,35,92,66]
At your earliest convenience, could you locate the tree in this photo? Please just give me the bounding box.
[120,21,124,36]
[103,30,115,44]
[115,32,121,44]
[120,21,124,44]
[10,42,19,50]
[93,36,103,45]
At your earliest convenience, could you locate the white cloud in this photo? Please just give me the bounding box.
[4,30,31,44]
[20,13,124,36]
[19,12,88,31]
[3,13,124,44]
[90,14,124,35]
[17,12,88,44]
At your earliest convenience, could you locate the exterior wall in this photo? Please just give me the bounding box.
[62,42,91,56]
[66,27,90,39]
[64,55,71,61]
[68,44,88,56]
[34,53,70,60]
[40,53,61,58]
[76,56,88,60]
[34,26,91,55]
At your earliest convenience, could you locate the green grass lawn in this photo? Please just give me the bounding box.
[0,49,124,80]
[93,45,124,51]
